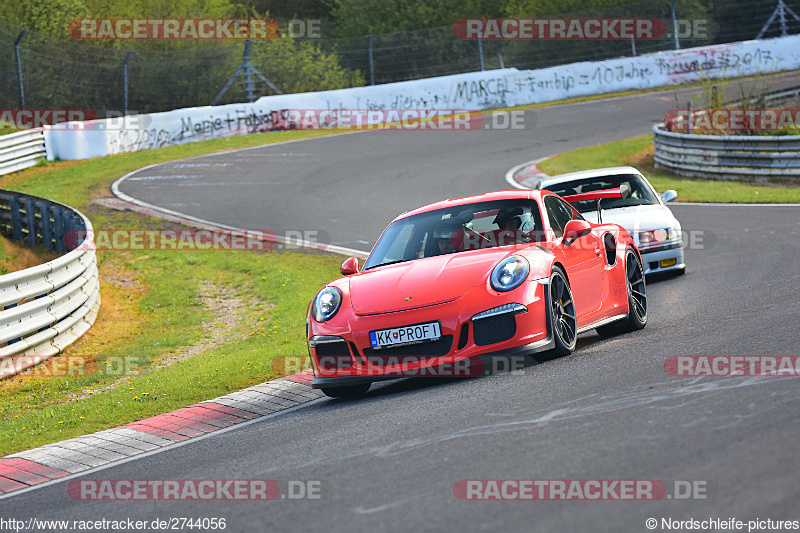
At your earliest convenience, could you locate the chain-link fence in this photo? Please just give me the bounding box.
[2,0,799,117]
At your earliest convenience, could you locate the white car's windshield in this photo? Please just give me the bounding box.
[364,199,544,270]
[541,174,658,214]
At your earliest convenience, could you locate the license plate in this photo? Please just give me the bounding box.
[660,258,677,268]
[370,322,441,349]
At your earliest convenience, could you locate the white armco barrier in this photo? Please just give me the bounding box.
[0,191,100,379]
[45,34,800,161]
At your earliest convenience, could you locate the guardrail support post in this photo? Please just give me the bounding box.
[25,199,36,247]
[14,30,27,110]
[9,196,22,241]
[39,202,53,251]
[53,207,65,253]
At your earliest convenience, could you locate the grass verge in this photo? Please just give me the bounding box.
[537,134,800,203]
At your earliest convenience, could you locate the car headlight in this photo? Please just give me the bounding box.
[490,256,529,292]
[313,287,342,322]
[667,227,679,241]
[638,228,675,244]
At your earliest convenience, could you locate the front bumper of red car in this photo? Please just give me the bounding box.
[307,279,554,389]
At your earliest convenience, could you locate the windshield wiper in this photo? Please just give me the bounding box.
[364,259,408,270]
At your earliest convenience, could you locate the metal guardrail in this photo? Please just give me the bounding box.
[653,124,800,180]
[729,86,800,108]
[654,84,800,181]
[0,190,100,378]
[0,129,46,176]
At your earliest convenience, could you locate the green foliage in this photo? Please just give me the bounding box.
[6,0,89,40]
[329,0,507,37]
[245,0,332,19]
[254,38,365,93]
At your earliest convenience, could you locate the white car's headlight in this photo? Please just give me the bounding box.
[490,256,529,292]
[313,287,342,322]
[639,228,676,244]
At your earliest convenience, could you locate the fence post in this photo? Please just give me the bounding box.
[477,36,485,71]
[14,30,27,110]
[368,35,375,85]
[123,51,134,115]
[243,39,255,102]
[671,0,680,49]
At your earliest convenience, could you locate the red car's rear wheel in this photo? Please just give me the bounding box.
[597,247,647,337]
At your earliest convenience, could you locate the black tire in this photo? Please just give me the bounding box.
[548,266,577,356]
[321,383,370,399]
[597,248,647,337]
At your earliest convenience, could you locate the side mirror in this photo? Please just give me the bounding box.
[340,257,360,275]
[563,219,592,242]
[661,190,678,203]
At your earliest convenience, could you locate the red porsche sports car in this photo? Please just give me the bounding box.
[306,188,647,398]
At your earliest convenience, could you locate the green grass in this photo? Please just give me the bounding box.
[1,247,340,455]
[0,128,350,455]
[537,134,800,203]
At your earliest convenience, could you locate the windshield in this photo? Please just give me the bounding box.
[363,199,544,270]
[541,174,658,214]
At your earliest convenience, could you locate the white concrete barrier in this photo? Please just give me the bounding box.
[44,34,800,161]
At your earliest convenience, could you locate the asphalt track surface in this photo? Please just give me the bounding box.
[115,73,800,253]
[8,78,800,532]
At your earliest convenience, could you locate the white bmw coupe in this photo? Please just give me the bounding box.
[535,166,685,275]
